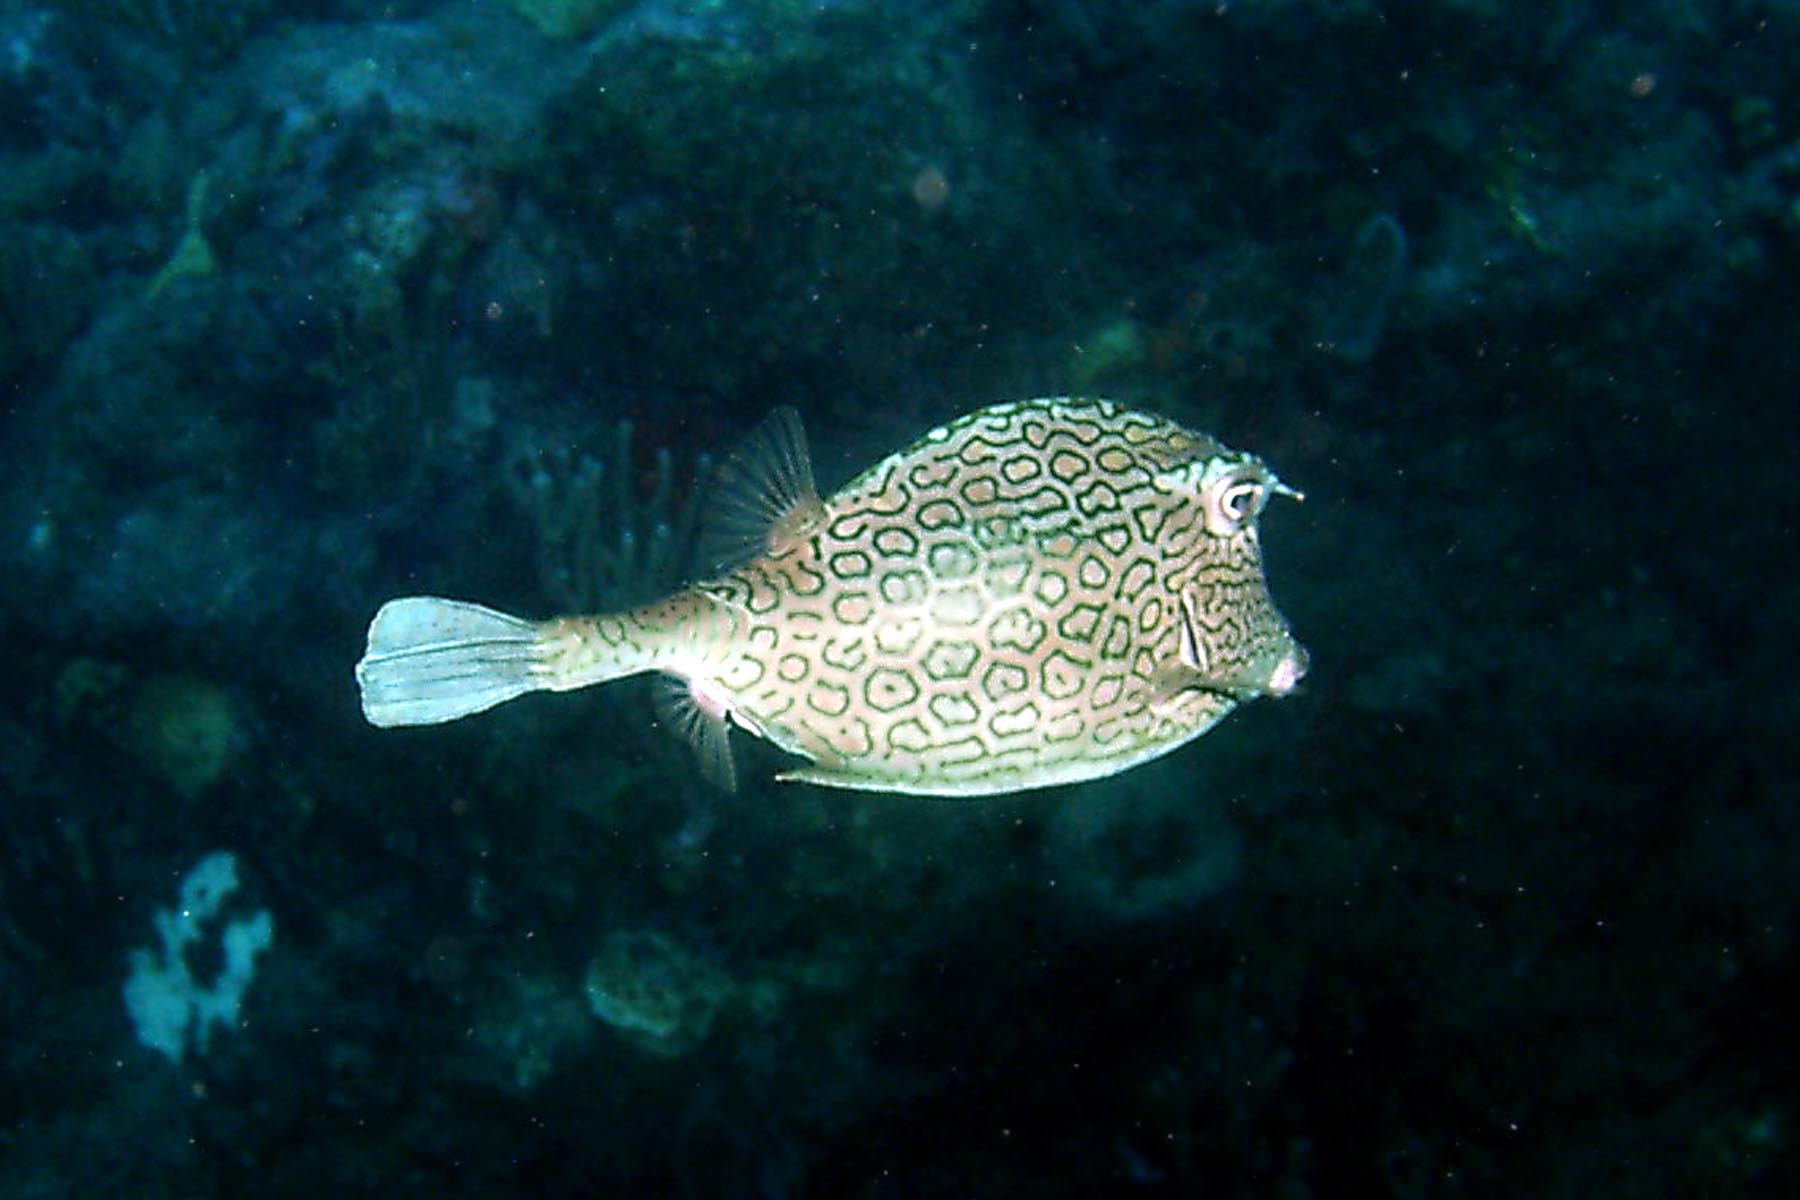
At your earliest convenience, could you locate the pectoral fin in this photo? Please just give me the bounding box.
[652,674,738,793]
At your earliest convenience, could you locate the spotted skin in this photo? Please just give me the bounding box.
[536,397,1307,796]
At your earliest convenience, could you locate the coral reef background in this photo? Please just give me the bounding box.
[1,0,1795,1195]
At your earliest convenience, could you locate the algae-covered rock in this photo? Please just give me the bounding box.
[583,929,732,1057]
[123,673,246,801]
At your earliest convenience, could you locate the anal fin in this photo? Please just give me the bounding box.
[775,764,878,791]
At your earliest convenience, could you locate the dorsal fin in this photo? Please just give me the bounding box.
[696,406,827,576]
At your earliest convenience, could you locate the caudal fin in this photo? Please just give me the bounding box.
[355,597,551,727]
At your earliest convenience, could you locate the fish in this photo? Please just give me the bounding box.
[355,397,1308,797]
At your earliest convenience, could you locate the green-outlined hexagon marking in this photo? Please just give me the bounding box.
[833,592,874,626]
[923,639,980,681]
[829,550,872,579]
[874,526,919,557]
[929,693,981,727]
[991,703,1041,738]
[1057,602,1104,644]
[880,569,929,605]
[917,499,963,530]
[1040,650,1087,701]
[981,661,1029,702]
[821,636,868,672]
[807,679,850,717]
[990,608,1047,653]
[864,667,920,714]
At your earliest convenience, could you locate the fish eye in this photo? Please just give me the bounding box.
[1221,481,1259,520]
[1216,476,1266,526]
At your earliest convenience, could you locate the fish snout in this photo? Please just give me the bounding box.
[1265,641,1309,697]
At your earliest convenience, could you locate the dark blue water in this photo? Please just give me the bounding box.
[1,1,1794,1195]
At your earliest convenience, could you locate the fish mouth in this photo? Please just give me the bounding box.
[1265,643,1308,697]
[1213,637,1307,700]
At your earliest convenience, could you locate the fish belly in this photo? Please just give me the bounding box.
[711,560,1239,796]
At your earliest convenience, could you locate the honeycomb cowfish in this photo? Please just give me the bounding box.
[355,398,1307,797]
